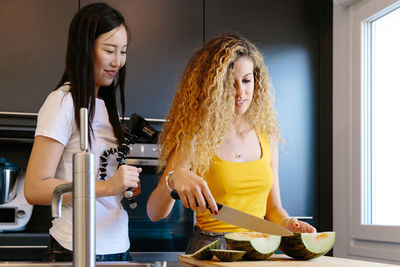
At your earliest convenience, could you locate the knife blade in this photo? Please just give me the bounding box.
[212,204,293,236]
[170,190,293,236]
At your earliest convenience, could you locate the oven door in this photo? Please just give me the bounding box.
[123,158,193,252]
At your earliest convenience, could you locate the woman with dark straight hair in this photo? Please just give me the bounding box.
[24,3,141,262]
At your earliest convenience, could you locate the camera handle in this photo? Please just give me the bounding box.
[99,113,159,210]
[99,135,138,209]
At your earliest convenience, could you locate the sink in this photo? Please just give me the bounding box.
[0,253,187,266]
[0,261,192,267]
[0,262,155,267]
[0,253,188,267]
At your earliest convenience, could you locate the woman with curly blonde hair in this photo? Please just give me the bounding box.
[147,34,315,253]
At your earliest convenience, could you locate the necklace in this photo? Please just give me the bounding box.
[235,152,244,159]
[224,136,246,160]
[223,124,254,160]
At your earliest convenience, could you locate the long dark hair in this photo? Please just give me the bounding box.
[56,3,129,146]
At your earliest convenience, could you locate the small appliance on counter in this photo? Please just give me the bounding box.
[0,157,33,231]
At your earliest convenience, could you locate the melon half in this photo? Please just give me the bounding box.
[191,239,219,260]
[225,232,281,260]
[279,232,336,260]
[210,249,246,262]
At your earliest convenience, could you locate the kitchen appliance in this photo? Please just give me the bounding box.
[171,190,293,236]
[0,157,33,231]
[124,142,193,252]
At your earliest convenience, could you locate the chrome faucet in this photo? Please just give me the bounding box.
[51,108,96,267]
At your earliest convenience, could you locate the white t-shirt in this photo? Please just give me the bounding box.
[35,84,130,254]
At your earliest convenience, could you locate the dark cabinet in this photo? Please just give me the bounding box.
[0,0,78,113]
[204,0,320,224]
[0,0,203,120]
[82,0,203,119]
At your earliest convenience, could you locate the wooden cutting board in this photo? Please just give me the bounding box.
[178,254,398,267]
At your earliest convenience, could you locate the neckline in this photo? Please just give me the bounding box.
[214,137,264,164]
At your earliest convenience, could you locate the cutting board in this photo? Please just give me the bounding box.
[178,254,399,267]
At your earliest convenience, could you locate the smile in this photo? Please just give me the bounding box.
[105,70,117,77]
[235,99,246,106]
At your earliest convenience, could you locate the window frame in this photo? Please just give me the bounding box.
[333,0,400,263]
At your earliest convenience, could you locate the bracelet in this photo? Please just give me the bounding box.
[279,216,291,226]
[165,170,175,192]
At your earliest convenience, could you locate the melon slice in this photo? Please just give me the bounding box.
[191,239,219,260]
[279,232,336,260]
[225,232,281,260]
[210,249,246,262]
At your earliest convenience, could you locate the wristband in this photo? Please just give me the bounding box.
[279,216,291,226]
[165,170,175,192]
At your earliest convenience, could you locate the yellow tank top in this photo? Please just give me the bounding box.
[195,136,274,233]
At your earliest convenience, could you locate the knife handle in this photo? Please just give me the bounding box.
[170,190,180,200]
[170,190,222,212]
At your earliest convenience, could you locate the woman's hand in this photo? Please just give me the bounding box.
[282,217,316,233]
[105,165,142,196]
[168,168,218,214]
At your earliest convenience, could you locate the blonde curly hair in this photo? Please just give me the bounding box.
[159,34,280,177]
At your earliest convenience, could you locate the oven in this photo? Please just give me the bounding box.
[123,142,193,252]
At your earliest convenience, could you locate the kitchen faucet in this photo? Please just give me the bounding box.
[51,108,96,267]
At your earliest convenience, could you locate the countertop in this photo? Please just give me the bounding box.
[178,254,400,267]
[0,262,191,267]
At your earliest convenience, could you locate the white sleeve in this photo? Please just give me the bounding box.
[35,89,74,146]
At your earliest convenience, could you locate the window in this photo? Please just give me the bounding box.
[365,7,400,226]
[333,0,400,264]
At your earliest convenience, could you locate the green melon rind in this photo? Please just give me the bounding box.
[279,232,336,260]
[191,240,220,260]
[225,233,281,260]
[210,249,246,262]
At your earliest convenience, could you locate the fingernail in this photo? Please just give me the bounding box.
[214,210,218,215]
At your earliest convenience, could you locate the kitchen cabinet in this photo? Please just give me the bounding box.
[0,4,77,253]
[0,0,78,146]
[204,0,328,228]
[0,0,202,120]
[0,0,78,114]
[82,0,203,119]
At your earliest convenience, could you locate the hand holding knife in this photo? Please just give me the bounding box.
[170,190,293,236]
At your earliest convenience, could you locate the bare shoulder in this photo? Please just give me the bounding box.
[268,135,278,146]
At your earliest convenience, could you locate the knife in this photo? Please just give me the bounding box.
[170,190,293,236]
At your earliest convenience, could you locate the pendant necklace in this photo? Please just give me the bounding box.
[225,136,246,159]
[235,151,244,159]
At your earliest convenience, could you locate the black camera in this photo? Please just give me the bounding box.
[124,113,159,144]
